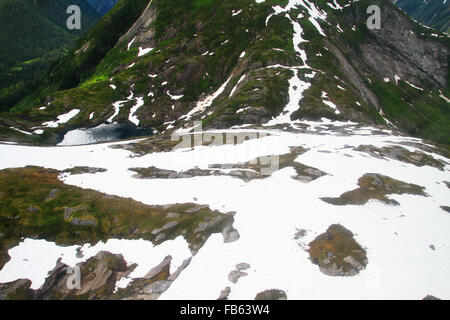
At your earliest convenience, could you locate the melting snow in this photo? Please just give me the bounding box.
[179,75,233,121]
[138,47,154,57]
[42,109,80,128]
[129,97,145,126]
[0,123,449,299]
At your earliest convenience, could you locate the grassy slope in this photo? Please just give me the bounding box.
[0,166,232,269]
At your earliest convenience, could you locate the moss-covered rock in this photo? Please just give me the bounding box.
[308,224,368,277]
[0,166,237,269]
[354,145,447,170]
[321,173,427,206]
[255,289,287,300]
[0,279,33,300]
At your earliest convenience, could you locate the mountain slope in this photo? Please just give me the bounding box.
[392,0,450,33]
[87,0,119,15]
[0,0,99,112]
[2,0,449,146]
[0,0,449,301]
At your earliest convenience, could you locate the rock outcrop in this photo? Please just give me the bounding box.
[255,289,287,300]
[308,224,368,277]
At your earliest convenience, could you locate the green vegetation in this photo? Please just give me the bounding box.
[0,0,448,147]
[369,80,450,145]
[0,0,99,111]
[0,166,234,269]
[8,0,149,115]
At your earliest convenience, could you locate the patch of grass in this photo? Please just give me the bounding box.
[0,166,234,269]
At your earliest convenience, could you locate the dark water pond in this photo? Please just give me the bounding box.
[58,123,154,146]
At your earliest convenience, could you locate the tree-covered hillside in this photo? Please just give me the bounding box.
[0,0,98,111]
[87,0,119,15]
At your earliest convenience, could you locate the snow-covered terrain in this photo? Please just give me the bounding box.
[0,120,449,299]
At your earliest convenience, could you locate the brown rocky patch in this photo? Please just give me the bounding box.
[61,167,107,175]
[0,251,189,300]
[355,145,446,170]
[308,224,368,277]
[321,173,427,206]
[255,289,287,300]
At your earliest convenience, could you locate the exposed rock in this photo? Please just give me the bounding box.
[185,205,209,213]
[228,270,248,284]
[168,257,192,281]
[308,224,368,277]
[114,256,192,300]
[131,145,311,183]
[62,167,107,175]
[35,251,133,300]
[142,280,172,295]
[343,256,365,271]
[321,173,427,206]
[111,137,178,157]
[161,221,178,231]
[27,205,40,213]
[144,256,172,280]
[236,263,251,271]
[218,286,231,300]
[63,205,97,227]
[294,228,308,240]
[166,212,180,219]
[354,145,446,170]
[429,245,436,251]
[222,225,240,243]
[194,216,225,233]
[45,189,59,201]
[154,233,166,242]
[70,218,98,227]
[3,251,188,300]
[0,279,33,300]
[423,295,441,300]
[0,167,237,271]
[291,162,327,183]
[441,206,450,214]
[76,247,84,259]
[255,289,287,300]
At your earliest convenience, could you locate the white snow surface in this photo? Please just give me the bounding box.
[0,122,449,299]
[129,97,145,126]
[42,109,80,128]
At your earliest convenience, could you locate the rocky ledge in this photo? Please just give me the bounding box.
[0,251,191,300]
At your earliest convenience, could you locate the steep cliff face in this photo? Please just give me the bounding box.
[1,0,449,145]
[392,0,450,33]
[348,3,447,88]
